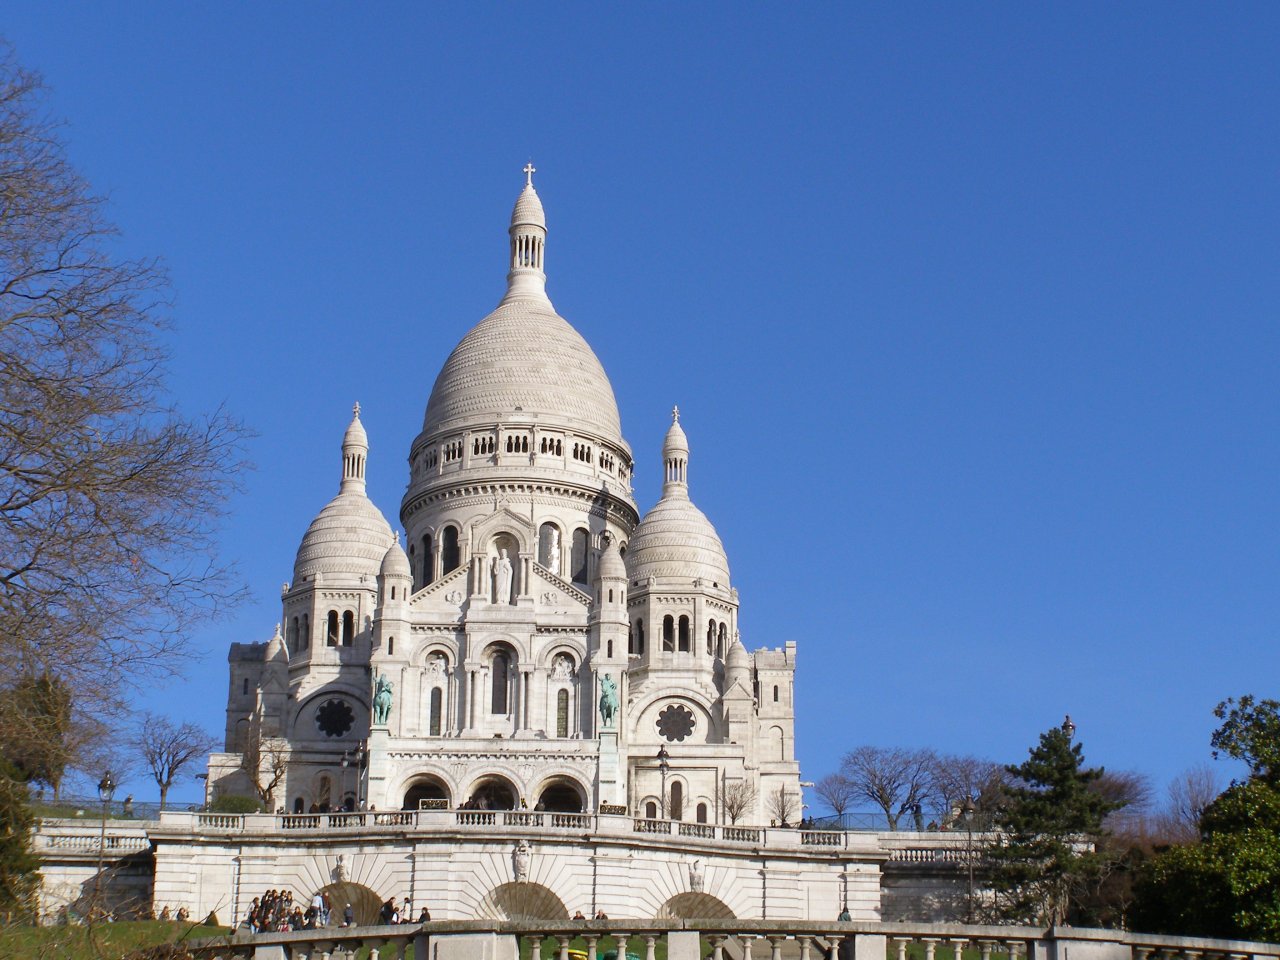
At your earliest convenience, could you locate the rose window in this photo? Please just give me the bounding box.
[316,698,355,738]
[656,704,696,742]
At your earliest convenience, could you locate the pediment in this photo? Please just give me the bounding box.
[530,563,591,611]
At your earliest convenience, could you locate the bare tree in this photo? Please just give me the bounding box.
[814,772,857,819]
[840,746,936,830]
[132,713,217,811]
[1090,769,1154,837]
[239,709,288,810]
[1154,764,1221,844]
[721,778,758,825]
[928,754,1005,826]
[767,784,800,826]
[0,48,248,760]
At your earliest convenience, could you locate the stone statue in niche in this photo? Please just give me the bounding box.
[494,549,513,604]
[689,859,704,893]
[513,840,531,882]
[599,674,619,728]
[552,654,574,681]
[332,854,347,883]
[546,529,560,575]
[372,673,393,725]
[427,654,446,678]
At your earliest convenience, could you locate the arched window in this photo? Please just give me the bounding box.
[327,610,339,647]
[242,677,249,695]
[556,689,569,738]
[341,611,354,646]
[571,528,589,584]
[491,652,510,714]
[441,526,461,574]
[773,685,779,702]
[607,640,613,658]
[301,613,309,650]
[293,797,304,814]
[637,620,645,655]
[429,688,442,736]
[696,803,708,824]
[678,616,691,652]
[287,617,298,654]
[670,781,684,821]
[388,636,395,656]
[717,623,726,660]
[628,622,635,655]
[662,616,675,652]
[706,620,716,656]
[421,533,433,588]
[645,801,658,819]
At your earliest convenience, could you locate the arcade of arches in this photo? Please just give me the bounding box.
[401,774,586,812]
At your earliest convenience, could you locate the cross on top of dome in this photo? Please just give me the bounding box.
[523,162,536,186]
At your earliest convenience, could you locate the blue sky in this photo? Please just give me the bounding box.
[8,5,1278,807]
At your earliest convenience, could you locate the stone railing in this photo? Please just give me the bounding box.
[148,809,894,858]
[33,820,153,858]
[184,920,1280,960]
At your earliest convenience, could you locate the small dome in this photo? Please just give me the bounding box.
[511,182,546,230]
[294,491,394,581]
[725,639,749,673]
[343,403,368,449]
[596,536,626,582]
[380,534,412,578]
[664,408,689,457]
[626,497,730,586]
[265,624,288,664]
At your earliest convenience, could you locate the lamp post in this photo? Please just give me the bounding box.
[341,751,351,812]
[94,771,116,919]
[657,745,670,819]
[962,795,976,923]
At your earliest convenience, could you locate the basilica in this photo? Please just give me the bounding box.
[208,171,801,827]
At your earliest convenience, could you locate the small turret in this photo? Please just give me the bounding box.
[503,164,550,303]
[341,403,368,492]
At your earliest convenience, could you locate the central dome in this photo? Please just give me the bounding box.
[422,296,624,445]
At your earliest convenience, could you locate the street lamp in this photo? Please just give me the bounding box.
[656,745,670,819]
[1062,714,1076,740]
[961,795,976,923]
[94,771,116,919]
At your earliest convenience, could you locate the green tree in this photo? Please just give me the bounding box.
[986,721,1121,925]
[0,758,38,921]
[0,673,71,795]
[1132,696,1280,940]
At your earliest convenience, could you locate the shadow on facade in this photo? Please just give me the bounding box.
[475,881,570,922]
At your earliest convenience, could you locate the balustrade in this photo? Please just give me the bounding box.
[181,920,1280,960]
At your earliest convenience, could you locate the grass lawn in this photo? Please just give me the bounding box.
[0,920,232,960]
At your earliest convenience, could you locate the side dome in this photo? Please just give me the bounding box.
[626,408,730,587]
[293,405,395,581]
[626,497,731,587]
[294,491,394,581]
[422,297,625,445]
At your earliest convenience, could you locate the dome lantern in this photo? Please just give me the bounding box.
[503,164,549,304]
[662,405,690,497]
[341,402,368,492]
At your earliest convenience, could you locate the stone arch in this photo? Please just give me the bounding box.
[465,773,519,810]
[316,881,383,926]
[657,891,736,920]
[401,774,452,810]
[474,881,569,922]
[533,774,588,812]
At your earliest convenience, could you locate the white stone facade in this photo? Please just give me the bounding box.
[208,174,802,831]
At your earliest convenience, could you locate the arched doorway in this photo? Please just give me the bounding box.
[467,775,518,810]
[402,775,451,810]
[475,881,569,922]
[316,881,383,927]
[657,892,736,920]
[535,777,585,813]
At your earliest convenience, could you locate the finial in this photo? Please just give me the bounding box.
[353,401,361,419]
[672,405,680,423]
[393,531,400,546]
[523,162,536,186]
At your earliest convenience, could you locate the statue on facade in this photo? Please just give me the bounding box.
[513,840,531,882]
[552,654,574,681]
[689,859,704,893]
[546,529,560,575]
[372,673,393,725]
[599,674,619,728]
[494,549,513,604]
